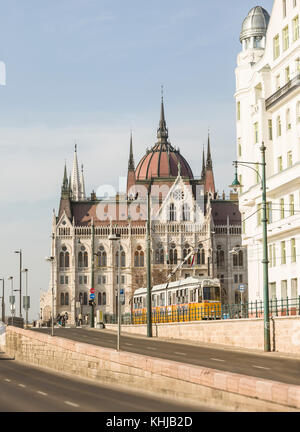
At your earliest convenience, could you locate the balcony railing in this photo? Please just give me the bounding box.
[266,73,300,110]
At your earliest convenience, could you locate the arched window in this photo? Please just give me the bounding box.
[183,244,191,265]
[286,109,291,130]
[297,102,300,123]
[277,116,282,137]
[98,246,107,267]
[169,203,176,221]
[155,244,164,264]
[103,292,106,305]
[65,292,69,306]
[239,250,243,267]
[78,251,83,268]
[197,244,205,265]
[217,247,225,268]
[182,203,190,221]
[83,292,88,305]
[169,243,178,265]
[84,251,88,267]
[79,292,83,304]
[98,292,102,305]
[60,246,70,268]
[116,246,126,267]
[134,246,144,267]
[60,293,65,306]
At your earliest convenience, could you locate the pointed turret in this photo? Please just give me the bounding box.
[61,162,69,195]
[201,145,206,180]
[206,132,213,170]
[157,89,169,142]
[128,131,135,170]
[204,132,216,196]
[59,163,72,220]
[71,143,81,201]
[127,132,136,195]
[80,164,86,201]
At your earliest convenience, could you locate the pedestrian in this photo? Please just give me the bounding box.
[78,313,82,326]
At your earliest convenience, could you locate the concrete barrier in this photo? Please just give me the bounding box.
[105,315,300,354]
[4,326,300,412]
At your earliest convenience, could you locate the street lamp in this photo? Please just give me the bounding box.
[22,269,29,328]
[45,256,55,337]
[109,233,121,351]
[8,276,15,325]
[230,142,270,352]
[0,278,4,323]
[14,250,22,317]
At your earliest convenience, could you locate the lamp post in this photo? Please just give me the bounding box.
[0,278,4,323]
[109,233,121,351]
[8,276,14,325]
[22,269,29,328]
[146,184,152,338]
[230,143,270,352]
[45,256,55,337]
[14,250,22,317]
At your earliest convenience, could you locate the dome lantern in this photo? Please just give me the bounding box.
[240,6,270,51]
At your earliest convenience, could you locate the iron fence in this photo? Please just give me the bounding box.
[104,296,300,325]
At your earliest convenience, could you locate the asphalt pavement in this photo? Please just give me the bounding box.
[33,327,300,386]
[0,352,209,412]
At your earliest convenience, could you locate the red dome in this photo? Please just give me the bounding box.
[135,142,194,180]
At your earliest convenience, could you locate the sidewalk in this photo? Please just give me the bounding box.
[86,325,300,361]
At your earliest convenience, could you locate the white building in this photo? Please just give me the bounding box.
[235,1,300,302]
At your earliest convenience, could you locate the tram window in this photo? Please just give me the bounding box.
[142,297,145,308]
[168,292,172,305]
[203,287,211,300]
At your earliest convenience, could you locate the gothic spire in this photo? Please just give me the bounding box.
[80,164,86,201]
[201,145,206,179]
[157,87,169,141]
[71,143,81,201]
[206,131,213,170]
[61,162,69,196]
[128,131,135,171]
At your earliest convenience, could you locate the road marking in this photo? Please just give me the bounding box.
[175,352,187,356]
[65,401,79,408]
[253,365,270,370]
[210,358,225,362]
[37,391,48,396]
[147,347,157,351]
[125,343,133,346]
[4,379,11,382]
[18,384,26,388]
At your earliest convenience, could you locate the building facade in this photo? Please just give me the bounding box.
[235,1,300,302]
[40,98,247,324]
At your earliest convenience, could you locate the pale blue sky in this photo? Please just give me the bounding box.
[0,0,274,320]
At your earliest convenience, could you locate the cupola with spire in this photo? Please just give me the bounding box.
[135,93,193,181]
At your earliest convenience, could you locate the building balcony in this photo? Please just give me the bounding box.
[265,73,300,111]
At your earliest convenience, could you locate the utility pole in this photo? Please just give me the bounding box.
[230,142,270,352]
[0,279,4,323]
[261,143,271,352]
[146,184,152,338]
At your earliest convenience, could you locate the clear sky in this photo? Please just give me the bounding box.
[0,0,274,320]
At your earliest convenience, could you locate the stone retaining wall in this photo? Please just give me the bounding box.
[4,326,300,412]
[106,316,300,354]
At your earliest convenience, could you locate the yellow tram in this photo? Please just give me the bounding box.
[133,277,221,324]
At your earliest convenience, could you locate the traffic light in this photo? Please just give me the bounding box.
[89,300,95,306]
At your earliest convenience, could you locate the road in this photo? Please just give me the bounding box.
[0,352,209,412]
[33,327,300,386]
